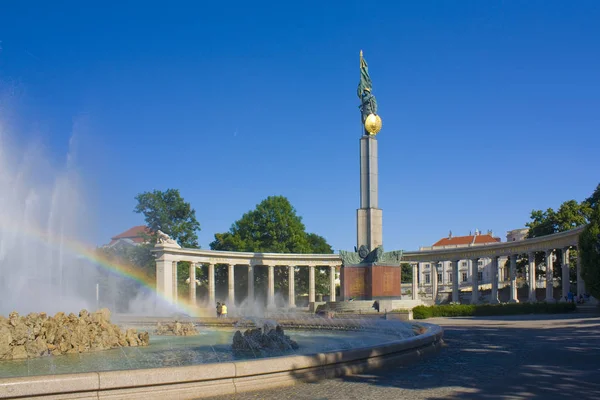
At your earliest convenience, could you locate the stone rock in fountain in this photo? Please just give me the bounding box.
[155,321,198,336]
[0,308,149,360]
[232,324,299,354]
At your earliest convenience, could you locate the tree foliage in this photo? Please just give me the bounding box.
[579,205,600,298]
[134,189,200,248]
[210,196,334,298]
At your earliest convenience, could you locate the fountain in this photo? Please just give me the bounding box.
[0,115,442,399]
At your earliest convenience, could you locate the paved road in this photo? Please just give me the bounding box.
[208,314,600,400]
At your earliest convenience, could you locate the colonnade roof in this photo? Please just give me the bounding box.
[152,225,585,265]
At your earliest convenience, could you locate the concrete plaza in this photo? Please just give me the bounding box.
[209,313,600,400]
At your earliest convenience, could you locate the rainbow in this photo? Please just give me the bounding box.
[1,222,209,317]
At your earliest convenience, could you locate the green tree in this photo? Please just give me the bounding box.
[134,189,200,248]
[210,196,334,300]
[401,263,412,283]
[579,204,600,298]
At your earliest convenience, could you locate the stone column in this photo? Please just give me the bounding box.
[189,262,197,305]
[227,264,235,306]
[490,256,499,304]
[546,249,554,302]
[452,260,459,303]
[172,261,178,305]
[471,258,479,304]
[412,263,419,300]
[561,247,570,301]
[267,265,275,309]
[247,264,254,303]
[509,254,519,303]
[329,266,337,302]
[156,256,174,302]
[309,266,316,304]
[577,250,585,297]
[528,252,537,302]
[431,262,438,303]
[208,263,215,306]
[288,266,296,308]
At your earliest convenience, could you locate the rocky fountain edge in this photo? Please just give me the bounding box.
[0,317,443,400]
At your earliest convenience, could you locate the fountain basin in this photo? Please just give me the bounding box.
[0,319,443,399]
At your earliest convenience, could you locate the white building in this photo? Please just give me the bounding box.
[417,230,508,295]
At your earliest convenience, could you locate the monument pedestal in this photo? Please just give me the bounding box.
[341,264,402,300]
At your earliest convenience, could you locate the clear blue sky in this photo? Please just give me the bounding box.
[1,1,599,252]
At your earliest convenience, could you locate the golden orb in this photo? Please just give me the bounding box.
[364,113,382,135]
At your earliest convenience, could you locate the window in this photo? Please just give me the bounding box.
[462,272,468,282]
[448,272,453,283]
[425,263,430,269]
[425,274,430,284]
[478,271,483,281]
[461,261,467,267]
[478,260,483,266]
[437,273,442,283]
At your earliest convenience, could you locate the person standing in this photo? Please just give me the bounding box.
[216,302,222,318]
[221,303,228,318]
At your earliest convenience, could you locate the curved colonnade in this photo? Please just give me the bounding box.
[153,226,586,308]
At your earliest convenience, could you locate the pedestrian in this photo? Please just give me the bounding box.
[221,303,228,318]
[216,302,222,318]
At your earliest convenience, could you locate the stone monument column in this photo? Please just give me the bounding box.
[309,266,316,304]
[509,254,519,303]
[247,264,254,303]
[452,260,460,303]
[172,261,178,305]
[546,249,554,302]
[357,135,383,252]
[288,266,296,308]
[156,256,174,302]
[228,264,235,305]
[576,250,585,297]
[412,263,419,300]
[189,262,197,305]
[208,263,215,306]
[431,262,438,303]
[528,252,537,302]
[470,258,479,304]
[561,247,570,301]
[267,265,275,309]
[490,257,499,304]
[330,266,337,302]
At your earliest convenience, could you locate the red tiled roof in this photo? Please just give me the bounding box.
[433,234,500,247]
[109,225,151,245]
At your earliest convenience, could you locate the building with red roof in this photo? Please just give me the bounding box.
[106,225,151,249]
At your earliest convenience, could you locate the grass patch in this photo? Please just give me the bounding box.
[412,302,577,319]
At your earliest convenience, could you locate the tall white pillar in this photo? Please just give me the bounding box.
[490,256,499,304]
[247,264,254,303]
[576,250,585,297]
[329,266,337,302]
[288,266,296,308]
[412,263,419,300]
[267,265,275,309]
[189,262,197,305]
[561,247,570,301]
[309,266,316,304]
[528,252,537,302]
[471,258,479,304]
[172,261,178,304]
[546,249,554,302]
[228,264,235,306]
[509,254,519,303]
[208,263,215,306]
[452,260,459,303]
[431,262,438,303]
[156,256,174,302]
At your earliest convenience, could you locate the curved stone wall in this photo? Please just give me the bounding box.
[0,321,443,400]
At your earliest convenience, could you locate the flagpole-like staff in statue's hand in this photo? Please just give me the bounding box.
[358,50,382,136]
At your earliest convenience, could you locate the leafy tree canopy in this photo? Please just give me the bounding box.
[579,204,600,298]
[134,189,200,248]
[210,195,331,254]
[526,198,593,239]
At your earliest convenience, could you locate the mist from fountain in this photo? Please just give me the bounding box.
[0,118,101,316]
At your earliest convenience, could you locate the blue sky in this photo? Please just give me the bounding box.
[1,1,599,252]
